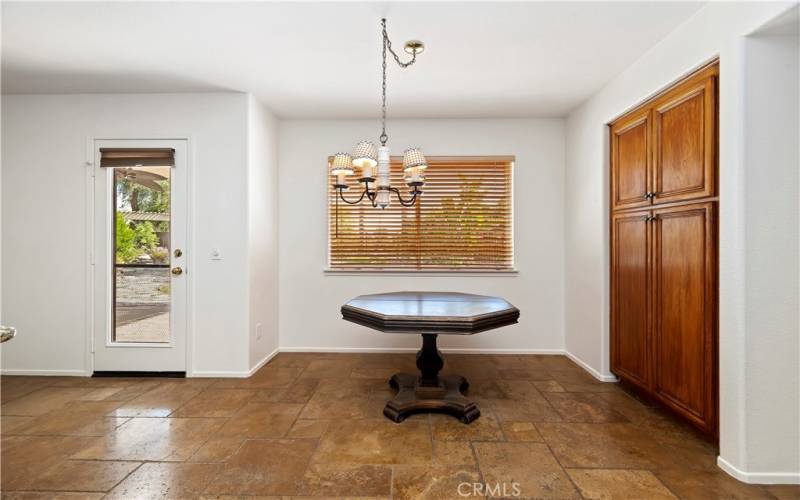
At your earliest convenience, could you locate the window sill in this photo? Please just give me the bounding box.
[323,268,519,277]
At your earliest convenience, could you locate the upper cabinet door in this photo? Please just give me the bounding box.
[611,109,652,210]
[652,70,717,205]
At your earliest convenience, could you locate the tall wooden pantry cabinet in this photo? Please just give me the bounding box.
[609,61,718,437]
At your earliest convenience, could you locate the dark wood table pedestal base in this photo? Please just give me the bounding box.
[383,334,480,424]
[383,373,480,423]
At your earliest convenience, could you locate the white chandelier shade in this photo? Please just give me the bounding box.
[330,153,354,175]
[352,141,378,179]
[402,147,428,172]
[330,152,354,187]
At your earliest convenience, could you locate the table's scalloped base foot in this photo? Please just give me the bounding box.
[383,373,480,424]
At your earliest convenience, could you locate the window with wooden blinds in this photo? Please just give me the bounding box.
[328,156,514,271]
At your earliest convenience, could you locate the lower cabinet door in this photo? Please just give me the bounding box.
[611,210,652,389]
[652,202,716,433]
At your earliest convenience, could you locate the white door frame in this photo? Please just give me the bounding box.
[85,136,193,375]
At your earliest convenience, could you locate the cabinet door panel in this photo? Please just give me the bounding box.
[652,202,716,432]
[611,110,651,210]
[652,74,716,204]
[611,210,651,389]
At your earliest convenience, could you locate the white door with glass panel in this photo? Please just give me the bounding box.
[93,140,188,372]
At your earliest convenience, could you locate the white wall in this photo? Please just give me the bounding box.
[278,119,565,353]
[563,1,798,483]
[1,93,253,376]
[742,29,799,478]
[246,95,280,370]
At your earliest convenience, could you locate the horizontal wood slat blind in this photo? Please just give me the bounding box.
[329,156,514,270]
[100,148,175,168]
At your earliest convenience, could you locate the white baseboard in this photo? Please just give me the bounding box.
[0,368,90,377]
[247,348,280,376]
[186,370,248,378]
[563,351,618,382]
[280,347,417,353]
[717,456,800,484]
[279,346,566,355]
[189,348,279,378]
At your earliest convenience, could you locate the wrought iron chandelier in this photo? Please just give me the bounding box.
[330,18,427,209]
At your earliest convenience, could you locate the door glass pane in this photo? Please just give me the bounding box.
[113,166,171,343]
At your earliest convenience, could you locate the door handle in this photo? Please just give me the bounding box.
[171,266,183,276]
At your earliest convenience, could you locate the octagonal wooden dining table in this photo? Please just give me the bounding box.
[341,291,520,423]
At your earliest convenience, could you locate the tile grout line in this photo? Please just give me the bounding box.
[533,421,587,500]
[289,362,326,498]
[389,464,395,500]
[468,440,488,499]
[101,459,146,495]
[498,375,586,498]
[641,468,683,499]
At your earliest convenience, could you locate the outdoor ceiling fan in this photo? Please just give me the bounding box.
[115,167,168,192]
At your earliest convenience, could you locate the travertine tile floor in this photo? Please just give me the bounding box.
[1,353,798,499]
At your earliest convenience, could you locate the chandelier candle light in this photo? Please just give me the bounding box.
[331,18,427,211]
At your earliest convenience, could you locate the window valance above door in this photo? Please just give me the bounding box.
[100,148,175,168]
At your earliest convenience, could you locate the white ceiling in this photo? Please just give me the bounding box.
[755,4,799,36]
[1,1,705,118]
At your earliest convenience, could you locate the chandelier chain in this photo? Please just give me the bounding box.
[380,18,417,146]
[380,24,388,145]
